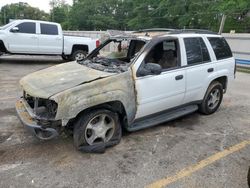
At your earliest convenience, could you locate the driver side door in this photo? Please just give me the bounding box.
[7,22,39,53]
[134,38,186,119]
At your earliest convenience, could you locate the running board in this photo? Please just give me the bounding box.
[127,105,198,131]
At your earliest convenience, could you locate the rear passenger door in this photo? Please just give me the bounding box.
[38,23,63,54]
[207,37,235,81]
[183,37,214,104]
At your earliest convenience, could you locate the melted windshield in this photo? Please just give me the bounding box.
[78,38,146,73]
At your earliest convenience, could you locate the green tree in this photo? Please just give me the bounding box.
[0,2,49,24]
[50,0,71,29]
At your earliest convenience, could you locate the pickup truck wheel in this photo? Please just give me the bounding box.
[73,109,122,153]
[71,50,87,61]
[199,81,223,115]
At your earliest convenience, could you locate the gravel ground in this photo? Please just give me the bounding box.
[0,55,250,188]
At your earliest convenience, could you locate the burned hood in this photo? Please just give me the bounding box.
[20,62,115,98]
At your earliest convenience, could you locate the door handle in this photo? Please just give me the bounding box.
[30,36,38,39]
[175,75,183,80]
[207,68,214,73]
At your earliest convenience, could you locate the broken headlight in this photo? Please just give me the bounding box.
[23,91,58,120]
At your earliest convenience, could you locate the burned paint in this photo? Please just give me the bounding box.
[17,37,149,131]
[20,62,115,99]
[51,68,136,126]
[19,61,136,127]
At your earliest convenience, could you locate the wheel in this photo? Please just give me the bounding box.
[199,81,223,115]
[70,50,87,61]
[73,109,122,153]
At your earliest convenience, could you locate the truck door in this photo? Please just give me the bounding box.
[38,23,63,54]
[7,22,39,53]
[134,38,186,119]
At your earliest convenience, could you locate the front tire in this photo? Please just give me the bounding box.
[73,109,122,153]
[199,81,223,115]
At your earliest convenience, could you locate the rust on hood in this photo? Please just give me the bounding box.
[20,62,115,98]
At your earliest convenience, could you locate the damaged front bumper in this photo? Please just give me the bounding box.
[15,99,59,140]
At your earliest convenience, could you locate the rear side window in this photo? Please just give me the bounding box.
[184,37,210,65]
[40,24,58,35]
[208,37,232,60]
[15,22,36,34]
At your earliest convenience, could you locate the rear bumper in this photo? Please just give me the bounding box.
[15,99,59,140]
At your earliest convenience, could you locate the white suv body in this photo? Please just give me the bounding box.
[16,29,235,152]
[134,33,235,119]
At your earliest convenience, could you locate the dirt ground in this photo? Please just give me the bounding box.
[0,55,250,188]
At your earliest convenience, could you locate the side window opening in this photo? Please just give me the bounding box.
[15,22,36,34]
[184,37,211,65]
[128,40,145,59]
[208,37,232,60]
[145,39,179,70]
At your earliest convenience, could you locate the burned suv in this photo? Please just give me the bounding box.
[16,29,235,152]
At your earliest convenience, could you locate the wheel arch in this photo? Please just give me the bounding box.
[213,76,228,92]
[0,40,7,53]
[71,44,89,55]
[66,100,128,130]
[199,75,228,103]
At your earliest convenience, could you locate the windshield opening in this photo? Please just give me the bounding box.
[78,38,146,73]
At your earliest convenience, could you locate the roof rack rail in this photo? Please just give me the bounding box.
[134,28,218,35]
[134,28,176,33]
[179,29,218,35]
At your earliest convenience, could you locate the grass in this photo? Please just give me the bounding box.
[237,67,250,74]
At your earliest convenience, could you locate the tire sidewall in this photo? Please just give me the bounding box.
[73,109,121,149]
[72,50,86,61]
[202,82,223,114]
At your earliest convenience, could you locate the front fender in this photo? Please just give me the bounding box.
[51,70,136,125]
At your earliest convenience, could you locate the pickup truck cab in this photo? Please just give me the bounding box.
[16,29,235,153]
[0,19,99,61]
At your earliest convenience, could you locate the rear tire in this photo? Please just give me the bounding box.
[70,50,87,61]
[73,109,122,152]
[199,81,223,115]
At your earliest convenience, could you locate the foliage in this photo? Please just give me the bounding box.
[0,0,250,32]
[49,0,71,29]
[0,2,49,24]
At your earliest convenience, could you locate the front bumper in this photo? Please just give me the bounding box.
[15,99,59,140]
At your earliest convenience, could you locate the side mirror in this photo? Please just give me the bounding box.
[10,27,19,32]
[137,63,162,77]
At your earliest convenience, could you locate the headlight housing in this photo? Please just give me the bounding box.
[23,90,58,120]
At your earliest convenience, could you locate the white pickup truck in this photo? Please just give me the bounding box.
[0,19,99,61]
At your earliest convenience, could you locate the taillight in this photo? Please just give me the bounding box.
[96,40,100,48]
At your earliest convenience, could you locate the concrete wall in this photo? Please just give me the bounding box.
[222,33,250,61]
[64,31,106,40]
[64,31,250,62]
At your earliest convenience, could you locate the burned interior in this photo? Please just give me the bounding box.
[78,38,146,73]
